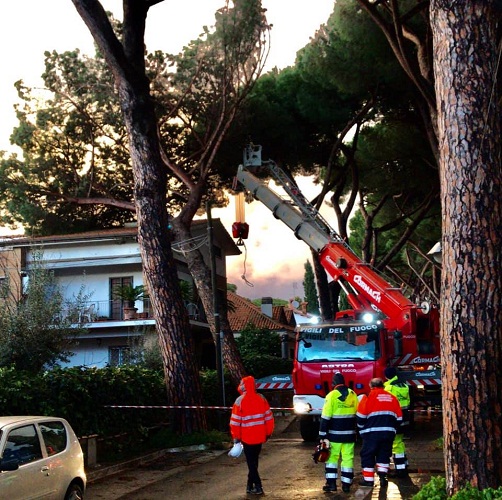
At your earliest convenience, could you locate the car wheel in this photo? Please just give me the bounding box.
[65,483,84,500]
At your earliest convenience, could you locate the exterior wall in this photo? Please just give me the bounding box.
[0,225,235,370]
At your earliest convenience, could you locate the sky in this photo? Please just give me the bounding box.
[0,0,335,301]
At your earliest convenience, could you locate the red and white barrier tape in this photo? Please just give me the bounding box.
[104,404,442,413]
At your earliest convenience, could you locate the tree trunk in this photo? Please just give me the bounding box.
[71,0,206,434]
[122,85,206,435]
[431,1,502,493]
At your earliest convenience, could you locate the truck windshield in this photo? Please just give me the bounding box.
[297,325,380,362]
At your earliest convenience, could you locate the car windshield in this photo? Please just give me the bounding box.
[297,324,380,362]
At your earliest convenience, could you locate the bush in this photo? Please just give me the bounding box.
[413,477,502,500]
[0,365,166,437]
[236,324,293,379]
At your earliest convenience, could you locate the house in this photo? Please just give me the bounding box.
[0,220,240,368]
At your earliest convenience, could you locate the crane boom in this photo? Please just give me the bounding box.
[235,145,441,440]
[236,146,420,329]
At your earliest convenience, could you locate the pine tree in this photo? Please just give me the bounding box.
[303,260,320,316]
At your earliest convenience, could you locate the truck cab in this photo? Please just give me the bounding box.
[293,319,387,441]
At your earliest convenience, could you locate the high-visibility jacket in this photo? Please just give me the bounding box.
[230,376,275,445]
[319,384,358,443]
[384,375,411,432]
[356,387,402,439]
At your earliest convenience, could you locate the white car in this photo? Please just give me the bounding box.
[0,416,86,500]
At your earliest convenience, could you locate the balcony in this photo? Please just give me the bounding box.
[67,298,206,324]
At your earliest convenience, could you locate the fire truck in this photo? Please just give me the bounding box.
[235,145,441,440]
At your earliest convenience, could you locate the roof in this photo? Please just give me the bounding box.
[0,219,241,256]
[227,291,294,332]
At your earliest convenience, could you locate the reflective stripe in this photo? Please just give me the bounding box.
[330,414,356,420]
[242,420,269,428]
[241,413,268,421]
[328,429,355,436]
[359,426,396,434]
[366,410,400,418]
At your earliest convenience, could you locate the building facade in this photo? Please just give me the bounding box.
[0,220,240,369]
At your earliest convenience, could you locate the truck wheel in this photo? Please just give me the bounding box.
[299,416,319,442]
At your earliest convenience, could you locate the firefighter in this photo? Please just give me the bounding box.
[384,366,411,477]
[318,372,358,493]
[229,375,275,496]
[357,378,402,488]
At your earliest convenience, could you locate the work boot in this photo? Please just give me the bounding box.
[378,474,389,488]
[322,480,337,492]
[358,479,374,487]
[342,483,351,493]
[248,485,264,495]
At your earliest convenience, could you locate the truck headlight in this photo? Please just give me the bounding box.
[293,401,312,414]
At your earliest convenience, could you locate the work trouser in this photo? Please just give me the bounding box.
[360,434,394,485]
[325,441,355,487]
[243,443,262,488]
[392,433,408,472]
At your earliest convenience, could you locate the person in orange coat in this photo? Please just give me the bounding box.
[229,375,275,496]
[356,377,403,489]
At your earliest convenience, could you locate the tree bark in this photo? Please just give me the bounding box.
[431,1,502,493]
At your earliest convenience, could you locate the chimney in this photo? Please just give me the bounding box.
[261,296,273,318]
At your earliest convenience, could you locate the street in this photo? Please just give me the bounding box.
[86,413,443,500]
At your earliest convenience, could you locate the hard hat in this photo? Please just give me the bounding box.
[228,441,243,458]
[312,441,330,464]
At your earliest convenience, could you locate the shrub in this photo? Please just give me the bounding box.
[413,477,502,500]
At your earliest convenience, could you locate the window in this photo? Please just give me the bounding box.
[110,276,133,320]
[39,421,67,456]
[109,346,131,366]
[3,425,43,465]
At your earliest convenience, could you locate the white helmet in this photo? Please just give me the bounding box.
[228,441,243,458]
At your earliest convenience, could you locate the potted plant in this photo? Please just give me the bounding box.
[113,284,145,320]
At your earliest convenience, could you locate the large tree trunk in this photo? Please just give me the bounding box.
[431,1,502,493]
[71,0,206,434]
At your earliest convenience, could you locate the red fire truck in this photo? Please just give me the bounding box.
[235,145,441,440]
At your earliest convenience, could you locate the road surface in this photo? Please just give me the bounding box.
[86,413,443,500]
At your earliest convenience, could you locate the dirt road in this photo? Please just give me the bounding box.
[86,413,444,500]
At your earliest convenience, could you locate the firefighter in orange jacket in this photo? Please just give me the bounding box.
[230,376,275,496]
[357,378,402,488]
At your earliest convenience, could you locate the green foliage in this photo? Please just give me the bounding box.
[112,284,146,302]
[0,252,89,373]
[303,260,320,316]
[251,298,288,307]
[236,324,282,357]
[0,3,270,234]
[236,324,293,378]
[1,45,134,235]
[413,476,502,500]
[413,477,447,500]
[0,365,167,437]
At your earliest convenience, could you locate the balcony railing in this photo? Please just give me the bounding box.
[66,298,206,323]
